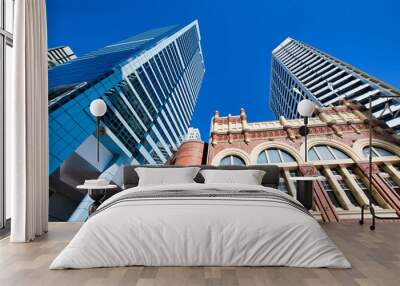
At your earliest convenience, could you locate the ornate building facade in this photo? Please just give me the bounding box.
[171,101,400,222]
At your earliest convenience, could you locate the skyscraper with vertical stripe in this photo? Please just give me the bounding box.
[48,21,205,220]
[270,37,400,131]
[48,46,77,68]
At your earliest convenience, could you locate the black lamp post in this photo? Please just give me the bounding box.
[89,99,107,162]
[359,94,400,230]
[294,89,316,162]
[291,88,317,210]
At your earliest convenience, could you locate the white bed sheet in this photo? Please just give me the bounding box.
[50,183,351,269]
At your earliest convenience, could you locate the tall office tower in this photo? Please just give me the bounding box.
[183,127,201,141]
[270,37,400,131]
[48,46,77,68]
[48,20,205,220]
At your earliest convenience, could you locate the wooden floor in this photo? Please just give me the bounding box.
[0,222,399,286]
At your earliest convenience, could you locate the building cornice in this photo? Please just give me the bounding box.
[210,101,399,145]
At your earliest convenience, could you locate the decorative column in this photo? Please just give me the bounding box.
[339,165,369,206]
[299,164,339,222]
[328,122,343,137]
[350,123,361,134]
[383,163,400,187]
[227,114,233,144]
[211,111,219,145]
[280,116,296,141]
[324,168,354,210]
[240,108,250,143]
[357,162,400,215]
[352,109,368,122]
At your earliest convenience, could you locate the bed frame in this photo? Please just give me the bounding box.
[122,165,280,189]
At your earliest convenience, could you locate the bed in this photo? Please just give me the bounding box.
[50,165,351,269]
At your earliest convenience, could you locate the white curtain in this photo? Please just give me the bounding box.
[7,0,48,242]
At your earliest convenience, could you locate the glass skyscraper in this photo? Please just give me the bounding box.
[48,20,205,221]
[48,46,77,68]
[270,37,400,131]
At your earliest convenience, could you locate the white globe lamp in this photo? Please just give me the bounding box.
[90,99,107,162]
[297,99,315,117]
[90,99,107,117]
[297,99,316,163]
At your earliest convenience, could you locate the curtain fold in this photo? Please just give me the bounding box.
[8,0,48,242]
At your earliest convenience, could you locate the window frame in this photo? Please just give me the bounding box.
[348,167,380,207]
[308,145,350,161]
[257,148,296,164]
[219,155,246,166]
[363,146,396,158]
[317,168,343,209]
[378,166,400,195]
[0,0,14,229]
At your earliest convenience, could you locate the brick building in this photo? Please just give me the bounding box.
[170,101,400,222]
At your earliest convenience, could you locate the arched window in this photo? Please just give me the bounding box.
[257,148,296,164]
[378,165,400,195]
[363,146,396,158]
[219,155,246,166]
[308,145,350,161]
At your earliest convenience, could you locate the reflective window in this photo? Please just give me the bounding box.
[220,155,246,166]
[331,148,349,159]
[105,87,145,139]
[143,62,165,100]
[385,178,400,195]
[119,81,151,126]
[101,109,139,154]
[363,146,396,158]
[308,145,350,161]
[378,166,400,195]
[155,54,172,90]
[320,180,341,208]
[257,148,296,164]
[127,73,157,119]
[149,58,169,97]
[347,167,380,206]
[315,146,335,160]
[269,149,281,163]
[164,105,184,140]
[308,148,319,161]
[338,179,360,207]
[331,168,340,175]
[137,67,161,108]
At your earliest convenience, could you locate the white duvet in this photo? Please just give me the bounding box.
[50,183,351,269]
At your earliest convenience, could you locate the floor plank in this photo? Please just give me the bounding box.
[0,222,399,286]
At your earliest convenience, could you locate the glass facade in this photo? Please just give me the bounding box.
[270,37,400,132]
[48,46,76,67]
[48,21,205,221]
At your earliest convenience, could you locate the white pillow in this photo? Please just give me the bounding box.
[200,169,266,185]
[136,167,200,186]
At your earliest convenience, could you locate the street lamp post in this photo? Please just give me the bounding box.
[89,99,107,162]
[289,89,318,210]
[297,99,316,162]
[359,94,400,230]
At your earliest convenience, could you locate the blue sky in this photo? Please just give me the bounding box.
[47,0,400,140]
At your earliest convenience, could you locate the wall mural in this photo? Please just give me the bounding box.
[48,21,205,221]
